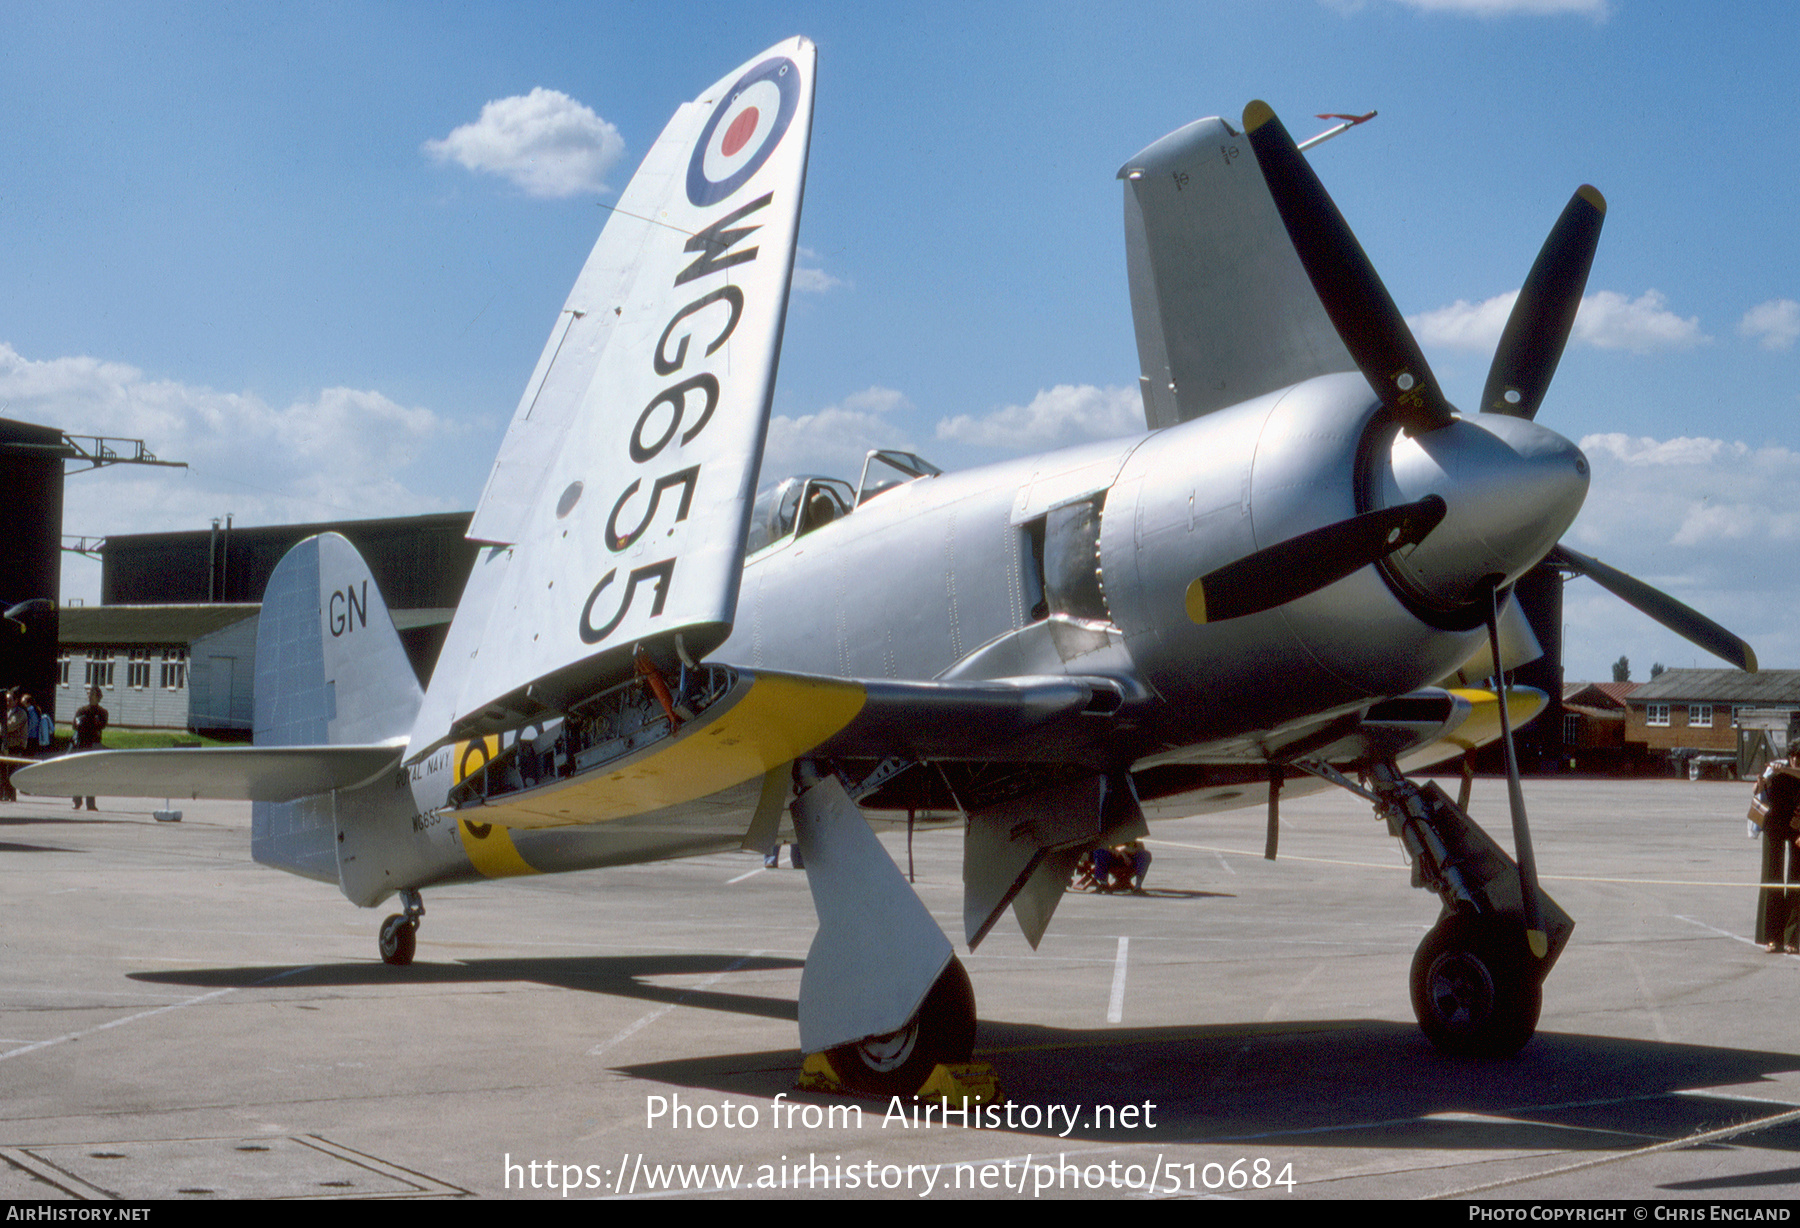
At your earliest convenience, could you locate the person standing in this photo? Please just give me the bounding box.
[1756,745,1800,953]
[71,686,108,812]
[0,690,23,801]
[20,694,43,758]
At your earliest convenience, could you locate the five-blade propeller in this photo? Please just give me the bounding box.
[1214,102,1756,967]
[1228,99,1752,674]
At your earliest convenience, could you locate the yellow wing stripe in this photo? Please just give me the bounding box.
[457,818,540,878]
[458,671,867,830]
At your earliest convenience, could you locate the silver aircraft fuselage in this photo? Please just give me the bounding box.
[722,370,1588,767]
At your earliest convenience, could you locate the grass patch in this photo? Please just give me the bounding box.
[50,727,234,750]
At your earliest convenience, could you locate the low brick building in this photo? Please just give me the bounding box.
[1623,668,1800,773]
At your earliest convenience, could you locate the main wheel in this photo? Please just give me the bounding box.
[379,914,417,966]
[1410,913,1540,1057]
[826,957,977,1096]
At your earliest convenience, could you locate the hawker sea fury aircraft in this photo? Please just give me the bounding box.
[22,43,1758,1095]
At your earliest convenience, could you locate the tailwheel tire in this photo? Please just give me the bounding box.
[827,956,976,1096]
[1410,913,1541,1058]
[379,914,417,966]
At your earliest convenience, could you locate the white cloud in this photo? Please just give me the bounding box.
[1561,431,1800,676]
[0,342,462,602]
[935,384,1143,451]
[424,88,625,199]
[762,386,913,481]
[1739,298,1800,351]
[1409,291,1519,350]
[1409,288,1707,354]
[1572,290,1706,352]
[791,248,846,295]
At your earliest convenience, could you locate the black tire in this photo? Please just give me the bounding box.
[1410,913,1540,1057]
[379,914,417,966]
[826,957,977,1096]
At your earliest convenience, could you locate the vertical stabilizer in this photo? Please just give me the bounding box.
[253,533,421,882]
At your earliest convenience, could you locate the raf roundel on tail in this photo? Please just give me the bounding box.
[19,48,1759,1093]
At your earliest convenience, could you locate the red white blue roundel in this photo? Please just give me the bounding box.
[686,56,800,208]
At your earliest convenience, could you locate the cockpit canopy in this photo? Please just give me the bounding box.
[746,450,942,554]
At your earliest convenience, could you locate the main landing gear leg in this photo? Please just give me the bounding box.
[789,766,975,1096]
[1363,762,1571,1057]
[378,888,425,966]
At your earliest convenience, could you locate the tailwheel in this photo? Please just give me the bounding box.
[1410,913,1541,1057]
[378,914,417,966]
[826,957,976,1096]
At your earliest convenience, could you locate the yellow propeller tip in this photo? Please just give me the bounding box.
[1577,184,1607,214]
[1528,929,1549,959]
[1184,579,1209,625]
[1243,100,1276,132]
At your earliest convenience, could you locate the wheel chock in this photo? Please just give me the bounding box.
[797,1050,847,1093]
[797,1052,1004,1106]
[916,1061,1003,1107]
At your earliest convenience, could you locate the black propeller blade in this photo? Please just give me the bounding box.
[1242,101,1455,436]
[1481,187,1606,420]
[3,599,52,634]
[1485,586,1549,961]
[1549,544,1758,673]
[1186,495,1447,624]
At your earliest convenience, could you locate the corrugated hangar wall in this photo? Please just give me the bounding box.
[100,512,480,687]
[102,512,479,608]
[0,419,65,719]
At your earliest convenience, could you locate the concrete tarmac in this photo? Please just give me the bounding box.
[4,776,1799,1201]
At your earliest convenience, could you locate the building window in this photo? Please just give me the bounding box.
[57,653,70,686]
[84,650,114,689]
[1688,704,1713,728]
[161,649,187,690]
[1563,713,1581,745]
[1646,703,1670,727]
[127,648,151,689]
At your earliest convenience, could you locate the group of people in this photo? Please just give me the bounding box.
[0,686,108,808]
[1,687,54,801]
[1076,839,1152,894]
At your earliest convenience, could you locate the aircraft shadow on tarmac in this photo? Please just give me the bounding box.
[133,953,808,1023]
[133,956,1800,1161]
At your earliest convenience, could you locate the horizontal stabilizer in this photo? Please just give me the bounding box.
[17,744,403,802]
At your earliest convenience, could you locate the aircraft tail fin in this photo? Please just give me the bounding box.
[251,532,420,882]
[255,533,422,749]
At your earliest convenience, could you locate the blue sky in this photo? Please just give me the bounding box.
[2,1,1795,683]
